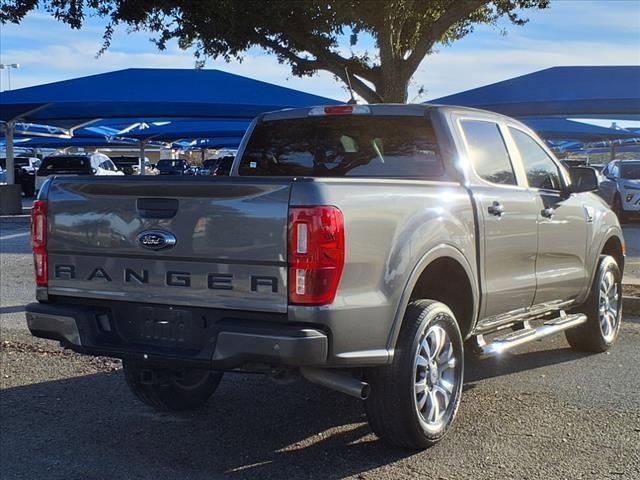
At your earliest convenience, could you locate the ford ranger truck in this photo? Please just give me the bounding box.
[26,104,625,449]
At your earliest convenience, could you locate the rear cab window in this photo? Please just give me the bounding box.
[238,116,444,178]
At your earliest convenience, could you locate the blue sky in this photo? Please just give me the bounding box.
[0,0,638,103]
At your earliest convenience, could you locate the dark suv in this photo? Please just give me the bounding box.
[0,156,39,196]
[155,159,192,175]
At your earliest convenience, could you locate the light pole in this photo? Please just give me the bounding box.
[0,63,20,91]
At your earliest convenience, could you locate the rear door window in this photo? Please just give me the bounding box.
[460,120,517,186]
[238,116,443,178]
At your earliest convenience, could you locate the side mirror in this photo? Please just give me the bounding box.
[568,166,600,193]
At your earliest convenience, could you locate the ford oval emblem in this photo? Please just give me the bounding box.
[136,230,177,251]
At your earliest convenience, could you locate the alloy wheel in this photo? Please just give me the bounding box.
[598,270,620,342]
[413,323,460,427]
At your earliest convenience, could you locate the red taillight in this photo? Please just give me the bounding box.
[288,206,345,305]
[31,200,48,287]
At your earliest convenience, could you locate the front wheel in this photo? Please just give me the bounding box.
[365,300,464,450]
[123,360,223,411]
[566,255,622,352]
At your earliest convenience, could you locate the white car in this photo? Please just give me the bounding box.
[36,153,123,191]
[602,159,640,222]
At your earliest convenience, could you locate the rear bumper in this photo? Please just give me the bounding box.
[26,302,328,369]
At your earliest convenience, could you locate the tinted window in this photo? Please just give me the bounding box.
[157,160,186,169]
[510,128,562,191]
[612,164,620,177]
[38,156,93,175]
[216,156,234,176]
[110,156,138,166]
[621,163,640,180]
[239,116,443,178]
[0,158,29,168]
[98,159,117,171]
[461,120,516,186]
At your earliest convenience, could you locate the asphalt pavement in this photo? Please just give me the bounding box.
[1,219,639,479]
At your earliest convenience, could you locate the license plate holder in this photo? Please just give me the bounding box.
[137,307,193,347]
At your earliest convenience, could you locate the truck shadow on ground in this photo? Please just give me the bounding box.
[1,345,592,480]
[464,346,592,385]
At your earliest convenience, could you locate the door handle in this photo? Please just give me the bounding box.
[541,207,555,219]
[487,201,504,217]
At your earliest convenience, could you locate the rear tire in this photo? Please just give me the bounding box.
[365,300,464,450]
[123,360,223,411]
[565,255,622,352]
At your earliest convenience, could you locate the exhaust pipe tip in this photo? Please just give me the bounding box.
[360,383,371,400]
[301,367,370,400]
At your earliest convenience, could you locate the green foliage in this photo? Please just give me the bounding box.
[1,0,550,102]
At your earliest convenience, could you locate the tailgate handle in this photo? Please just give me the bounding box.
[136,198,179,219]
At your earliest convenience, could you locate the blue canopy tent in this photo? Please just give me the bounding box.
[172,137,243,150]
[518,117,640,142]
[80,119,250,142]
[429,66,640,119]
[0,68,339,192]
[0,68,339,127]
[0,136,153,152]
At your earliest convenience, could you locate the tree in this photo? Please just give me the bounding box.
[1,0,549,103]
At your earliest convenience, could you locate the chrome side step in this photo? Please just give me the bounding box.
[475,313,587,356]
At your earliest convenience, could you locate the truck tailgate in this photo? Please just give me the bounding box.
[45,176,291,313]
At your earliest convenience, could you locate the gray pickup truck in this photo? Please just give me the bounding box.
[27,104,625,449]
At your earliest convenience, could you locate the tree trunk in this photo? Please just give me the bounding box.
[375,66,410,103]
[377,78,409,103]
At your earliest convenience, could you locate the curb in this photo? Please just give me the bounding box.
[624,296,640,316]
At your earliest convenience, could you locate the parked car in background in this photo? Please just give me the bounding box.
[0,156,41,196]
[201,156,234,176]
[155,159,193,176]
[36,153,123,191]
[212,155,234,176]
[109,156,157,175]
[200,158,219,175]
[110,156,139,175]
[602,159,640,222]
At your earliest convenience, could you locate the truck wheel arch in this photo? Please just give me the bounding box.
[386,244,479,353]
[577,229,625,307]
[599,232,625,275]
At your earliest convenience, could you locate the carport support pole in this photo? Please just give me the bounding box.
[139,141,146,176]
[5,121,15,184]
[609,142,616,161]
